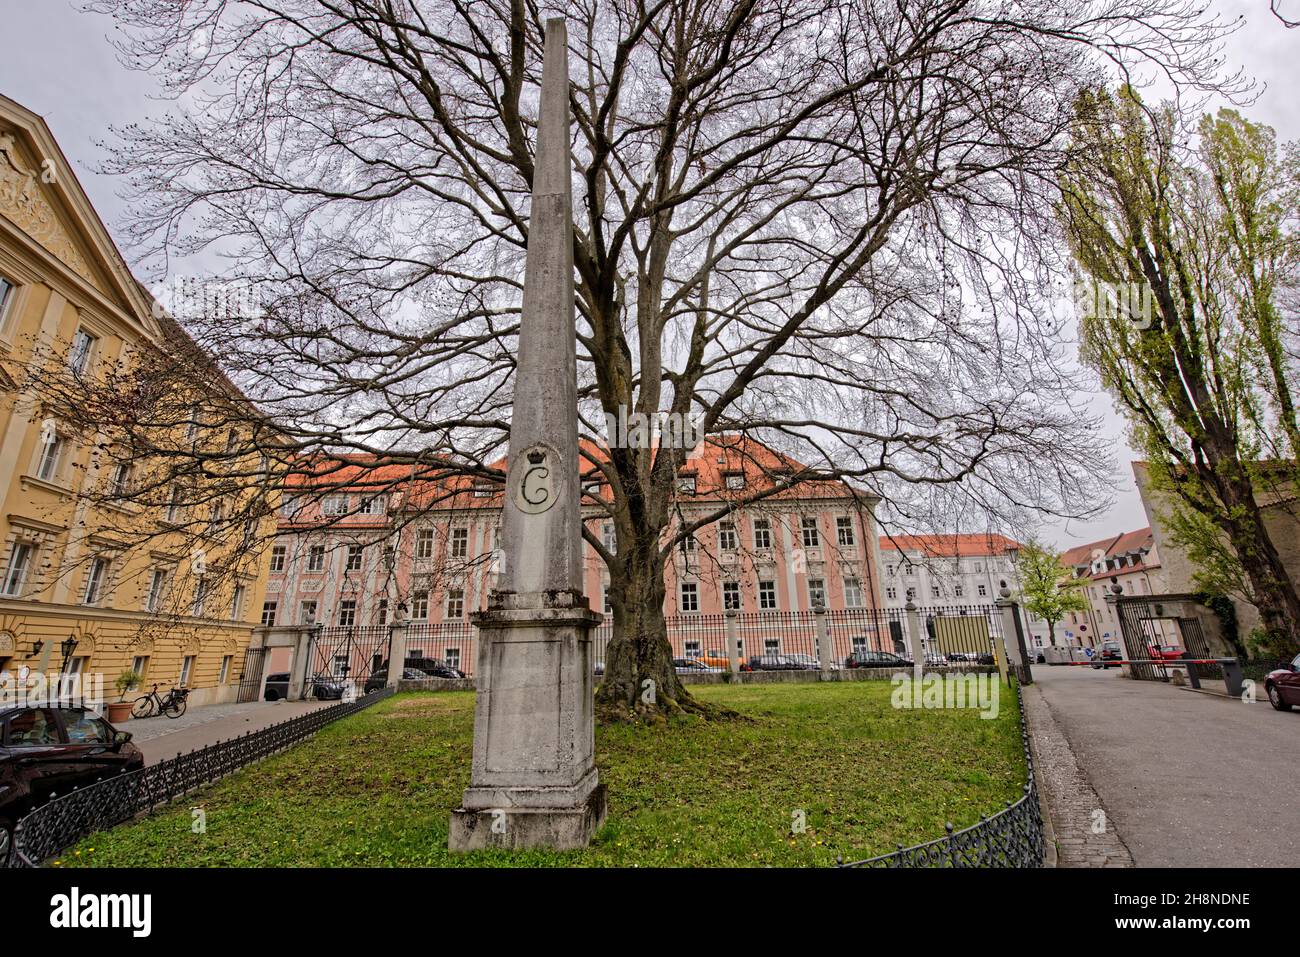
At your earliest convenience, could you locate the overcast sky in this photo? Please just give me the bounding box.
[1,0,1295,551]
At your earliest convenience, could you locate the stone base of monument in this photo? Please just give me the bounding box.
[448,783,607,851]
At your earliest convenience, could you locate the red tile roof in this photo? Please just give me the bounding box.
[878,533,1023,558]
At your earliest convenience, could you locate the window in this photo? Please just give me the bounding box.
[69,327,97,374]
[179,655,195,687]
[764,638,780,654]
[724,472,745,490]
[723,580,741,611]
[954,585,964,598]
[164,486,184,523]
[36,429,64,482]
[269,545,287,572]
[801,517,820,548]
[300,600,318,624]
[109,461,131,496]
[904,563,915,576]
[358,496,384,515]
[808,578,826,608]
[130,656,150,686]
[602,587,612,616]
[445,648,461,671]
[753,519,772,550]
[321,495,348,515]
[231,584,246,620]
[332,655,349,677]
[718,521,737,551]
[307,545,325,572]
[415,529,435,560]
[219,655,232,684]
[679,582,699,613]
[376,599,388,625]
[677,475,696,494]
[886,563,895,576]
[844,577,864,608]
[279,494,300,518]
[337,600,357,626]
[931,585,940,599]
[4,708,61,746]
[681,532,696,552]
[0,275,14,332]
[905,587,916,601]
[261,600,278,626]
[602,523,616,554]
[64,709,114,745]
[445,588,465,619]
[758,580,777,610]
[346,544,363,570]
[411,590,429,619]
[82,557,109,605]
[978,584,987,597]
[886,586,897,600]
[450,527,469,558]
[684,639,701,657]
[836,516,856,547]
[191,577,209,617]
[473,482,494,498]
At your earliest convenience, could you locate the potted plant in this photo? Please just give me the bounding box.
[106,670,141,723]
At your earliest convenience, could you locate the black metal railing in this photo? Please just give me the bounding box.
[8,688,395,868]
[836,677,1043,867]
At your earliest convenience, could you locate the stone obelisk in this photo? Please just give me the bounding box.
[448,17,605,851]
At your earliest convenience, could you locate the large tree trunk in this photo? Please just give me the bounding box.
[595,525,715,720]
[1213,469,1300,657]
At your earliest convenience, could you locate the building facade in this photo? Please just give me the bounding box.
[877,533,1049,647]
[262,437,889,674]
[1057,527,1168,649]
[0,96,271,708]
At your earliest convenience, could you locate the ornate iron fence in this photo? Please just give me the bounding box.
[836,678,1043,867]
[8,688,395,868]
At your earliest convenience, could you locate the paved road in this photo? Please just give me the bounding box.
[125,699,331,764]
[1033,665,1298,867]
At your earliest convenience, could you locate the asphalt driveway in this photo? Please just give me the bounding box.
[1032,665,1298,867]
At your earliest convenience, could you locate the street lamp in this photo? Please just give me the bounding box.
[60,636,79,673]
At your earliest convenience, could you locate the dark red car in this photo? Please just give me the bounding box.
[0,705,143,865]
[1265,654,1300,712]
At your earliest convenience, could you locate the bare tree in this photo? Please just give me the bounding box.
[64,0,1237,716]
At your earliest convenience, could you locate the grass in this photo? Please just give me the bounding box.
[62,680,1025,867]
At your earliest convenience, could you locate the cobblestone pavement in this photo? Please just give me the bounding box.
[1024,682,1134,868]
[1029,665,1298,867]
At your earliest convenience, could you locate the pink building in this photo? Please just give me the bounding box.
[261,436,889,677]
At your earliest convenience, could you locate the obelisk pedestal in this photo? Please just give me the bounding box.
[448,17,605,852]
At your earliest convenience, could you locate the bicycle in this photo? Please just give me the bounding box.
[130,684,190,719]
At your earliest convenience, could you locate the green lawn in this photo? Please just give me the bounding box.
[63,681,1025,867]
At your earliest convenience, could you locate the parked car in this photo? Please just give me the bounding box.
[785,653,827,670]
[673,657,722,674]
[1091,640,1123,669]
[1265,654,1300,712]
[308,674,350,700]
[845,651,911,669]
[0,705,144,865]
[696,650,731,669]
[364,657,465,694]
[1146,644,1185,661]
[741,655,804,672]
[263,672,291,701]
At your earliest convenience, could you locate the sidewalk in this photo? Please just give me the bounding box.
[123,698,333,763]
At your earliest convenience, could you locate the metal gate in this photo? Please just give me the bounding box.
[1116,598,1221,681]
[236,647,268,703]
[309,625,392,691]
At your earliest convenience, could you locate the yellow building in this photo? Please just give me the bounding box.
[0,94,273,709]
